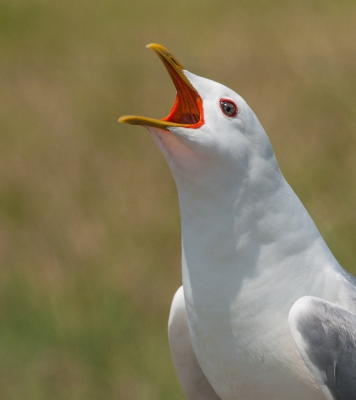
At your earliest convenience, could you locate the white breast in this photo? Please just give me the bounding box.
[181,205,338,400]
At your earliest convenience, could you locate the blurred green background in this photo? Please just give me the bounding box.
[1,0,356,398]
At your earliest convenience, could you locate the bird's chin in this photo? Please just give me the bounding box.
[146,126,197,163]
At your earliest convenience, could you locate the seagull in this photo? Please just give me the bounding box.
[119,44,356,400]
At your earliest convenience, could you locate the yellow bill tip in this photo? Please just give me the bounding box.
[145,43,185,70]
[118,115,139,125]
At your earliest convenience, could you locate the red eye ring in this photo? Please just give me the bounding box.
[219,99,238,118]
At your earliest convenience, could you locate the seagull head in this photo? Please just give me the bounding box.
[119,44,278,194]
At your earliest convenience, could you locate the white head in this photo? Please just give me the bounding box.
[120,45,302,283]
[119,44,281,204]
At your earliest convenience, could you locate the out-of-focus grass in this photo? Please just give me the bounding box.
[1,0,356,398]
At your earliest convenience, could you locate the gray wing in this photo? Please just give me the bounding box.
[168,286,221,400]
[289,296,356,400]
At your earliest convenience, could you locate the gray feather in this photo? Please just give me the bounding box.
[290,296,356,400]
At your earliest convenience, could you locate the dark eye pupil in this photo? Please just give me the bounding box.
[220,101,237,117]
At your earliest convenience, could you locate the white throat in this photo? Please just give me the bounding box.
[176,148,337,311]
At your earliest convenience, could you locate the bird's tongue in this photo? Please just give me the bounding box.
[119,44,204,130]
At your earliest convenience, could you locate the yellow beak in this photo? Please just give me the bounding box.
[118,44,203,130]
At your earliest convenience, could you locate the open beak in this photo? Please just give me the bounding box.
[118,44,204,130]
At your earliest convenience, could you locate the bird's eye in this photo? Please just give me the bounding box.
[220,99,238,118]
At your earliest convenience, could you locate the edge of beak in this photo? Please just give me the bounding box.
[118,115,195,128]
[144,43,195,92]
[118,43,202,130]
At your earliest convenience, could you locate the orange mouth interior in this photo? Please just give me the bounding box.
[119,44,204,130]
[161,61,204,128]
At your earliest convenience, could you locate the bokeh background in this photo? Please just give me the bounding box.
[1,0,356,398]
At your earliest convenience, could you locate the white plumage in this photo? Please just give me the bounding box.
[120,44,356,400]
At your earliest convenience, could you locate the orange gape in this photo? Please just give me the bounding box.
[161,60,204,127]
[119,44,204,130]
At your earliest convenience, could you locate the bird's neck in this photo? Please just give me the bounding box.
[176,154,335,303]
